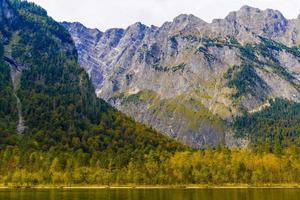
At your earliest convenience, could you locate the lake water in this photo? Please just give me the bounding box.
[0,188,299,200]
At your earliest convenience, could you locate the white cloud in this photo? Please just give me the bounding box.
[29,0,300,31]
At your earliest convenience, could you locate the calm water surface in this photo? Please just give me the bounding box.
[0,188,299,200]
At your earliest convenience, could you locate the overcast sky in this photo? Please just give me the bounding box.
[29,0,300,31]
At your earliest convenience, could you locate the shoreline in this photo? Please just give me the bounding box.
[0,184,299,190]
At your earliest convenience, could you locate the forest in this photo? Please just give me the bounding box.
[0,147,299,186]
[234,99,300,152]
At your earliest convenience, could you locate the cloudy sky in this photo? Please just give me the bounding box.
[29,0,300,31]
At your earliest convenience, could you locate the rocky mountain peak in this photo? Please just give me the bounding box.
[235,5,285,19]
[62,22,103,40]
[160,14,207,35]
[228,6,288,34]
[124,22,148,41]
[208,5,290,44]
[238,5,261,14]
[126,22,147,30]
[173,14,206,25]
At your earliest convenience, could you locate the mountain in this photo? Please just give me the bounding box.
[0,0,299,186]
[0,0,184,168]
[63,6,300,148]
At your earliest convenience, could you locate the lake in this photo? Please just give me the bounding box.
[0,188,299,200]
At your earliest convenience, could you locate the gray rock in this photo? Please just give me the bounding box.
[63,6,300,148]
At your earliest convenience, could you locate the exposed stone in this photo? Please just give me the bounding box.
[63,6,300,148]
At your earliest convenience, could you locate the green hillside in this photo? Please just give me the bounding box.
[0,0,184,175]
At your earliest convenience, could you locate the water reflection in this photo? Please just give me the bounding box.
[0,188,299,200]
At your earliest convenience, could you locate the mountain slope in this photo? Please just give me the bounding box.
[0,0,184,167]
[64,6,300,148]
[0,1,299,186]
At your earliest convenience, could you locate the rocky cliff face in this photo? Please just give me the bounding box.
[63,6,300,148]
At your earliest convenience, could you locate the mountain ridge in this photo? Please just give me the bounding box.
[63,5,300,34]
[64,5,300,148]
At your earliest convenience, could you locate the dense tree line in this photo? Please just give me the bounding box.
[0,147,299,186]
